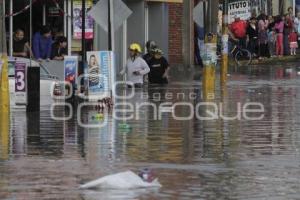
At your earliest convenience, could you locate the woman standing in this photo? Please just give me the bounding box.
[267,16,276,57]
[246,17,258,57]
[283,14,294,55]
[258,14,269,59]
[275,15,284,56]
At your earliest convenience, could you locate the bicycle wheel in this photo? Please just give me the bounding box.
[235,49,252,66]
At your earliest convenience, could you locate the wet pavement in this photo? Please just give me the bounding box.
[1,63,300,199]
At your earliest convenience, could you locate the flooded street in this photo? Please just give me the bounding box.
[1,64,300,199]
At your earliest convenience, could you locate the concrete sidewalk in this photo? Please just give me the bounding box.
[229,54,300,66]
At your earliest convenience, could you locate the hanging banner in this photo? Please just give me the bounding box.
[73,0,94,39]
[64,56,78,96]
[64,56,78,86]
[228,0,251,24]
[15,62,27,105]
[86,51,115,100]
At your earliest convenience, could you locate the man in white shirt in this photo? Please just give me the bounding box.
[120,43,150,88]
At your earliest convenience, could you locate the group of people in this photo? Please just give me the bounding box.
[12,25,67,61]
[121,41,170,87]
[229,8,300,59]
[14,25,169,87]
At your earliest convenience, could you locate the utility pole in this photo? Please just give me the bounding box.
[182,0,194,67]
[221,0,229,84]
[0,0,7,56]
[108,0,111,51]
[207,0,219,34]
[0,0,10,113]
[82,0,86,65]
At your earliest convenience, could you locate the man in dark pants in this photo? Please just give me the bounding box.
[148,48,170,84]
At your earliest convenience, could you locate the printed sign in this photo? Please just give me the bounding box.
[64,56,78,96]
[222,34,229,54]
[64,56,78,86]
[73,0,94,39]
[86,51,115,100]
[15,62,27,105]
[200,35,218,66]
[228,0,251,24]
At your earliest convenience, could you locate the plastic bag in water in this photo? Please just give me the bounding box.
[80,171,162,189]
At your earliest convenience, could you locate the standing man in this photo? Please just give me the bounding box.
[32,25,53,62]
[148,48,170,84]
[143,40,157,64]
[230,16,248,48]
[120,43,150,88]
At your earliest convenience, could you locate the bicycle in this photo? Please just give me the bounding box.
[230,44,252,66]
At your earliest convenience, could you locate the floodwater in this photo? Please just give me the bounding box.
[1,63,300,199]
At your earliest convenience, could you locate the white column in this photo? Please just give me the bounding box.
[122,20,127,69]
[64,0,67,36]
[43,4,46,25]
[109,0,115,51]
[9,0,13,56]
[67,0,72,55]
[272,0,279,16]
[293,0,296,15]
[144,3,149,54]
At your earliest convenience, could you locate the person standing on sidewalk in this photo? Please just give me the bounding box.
[230,16,248,48]
[268,16,276,57]
[246,17,258,57]
[258,14,270,59]
[283,14,294,55]
[294,12,300,47]
[275,16,284,56]
[289,29,298,55]
[120,43,150,88]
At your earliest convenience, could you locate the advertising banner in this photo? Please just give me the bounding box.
[64,56,78,96]
[14,62,27,105]
[73,0,94,39]
[228,0,251,24]
[86,51,115,100]
[64,56,78,85]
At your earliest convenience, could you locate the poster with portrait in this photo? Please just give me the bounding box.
[64,56,78,87]
[86,51,115,100]
[73,0,94,39]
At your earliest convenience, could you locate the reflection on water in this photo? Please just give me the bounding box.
[1,64,300,199]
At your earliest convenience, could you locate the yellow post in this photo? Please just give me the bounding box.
[221,0,229,84]
[202,34,217,101]
[0,109,9,160]
[0,56,10,112]
[0,56,10,160]
[202,64,215,100]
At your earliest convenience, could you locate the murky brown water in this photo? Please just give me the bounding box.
[1,64,300,199]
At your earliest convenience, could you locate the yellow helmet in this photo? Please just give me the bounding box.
[129,43,142,53]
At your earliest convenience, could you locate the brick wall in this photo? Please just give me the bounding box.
[168,3,183,64]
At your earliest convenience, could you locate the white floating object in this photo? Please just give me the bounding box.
[80,171,162,189]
